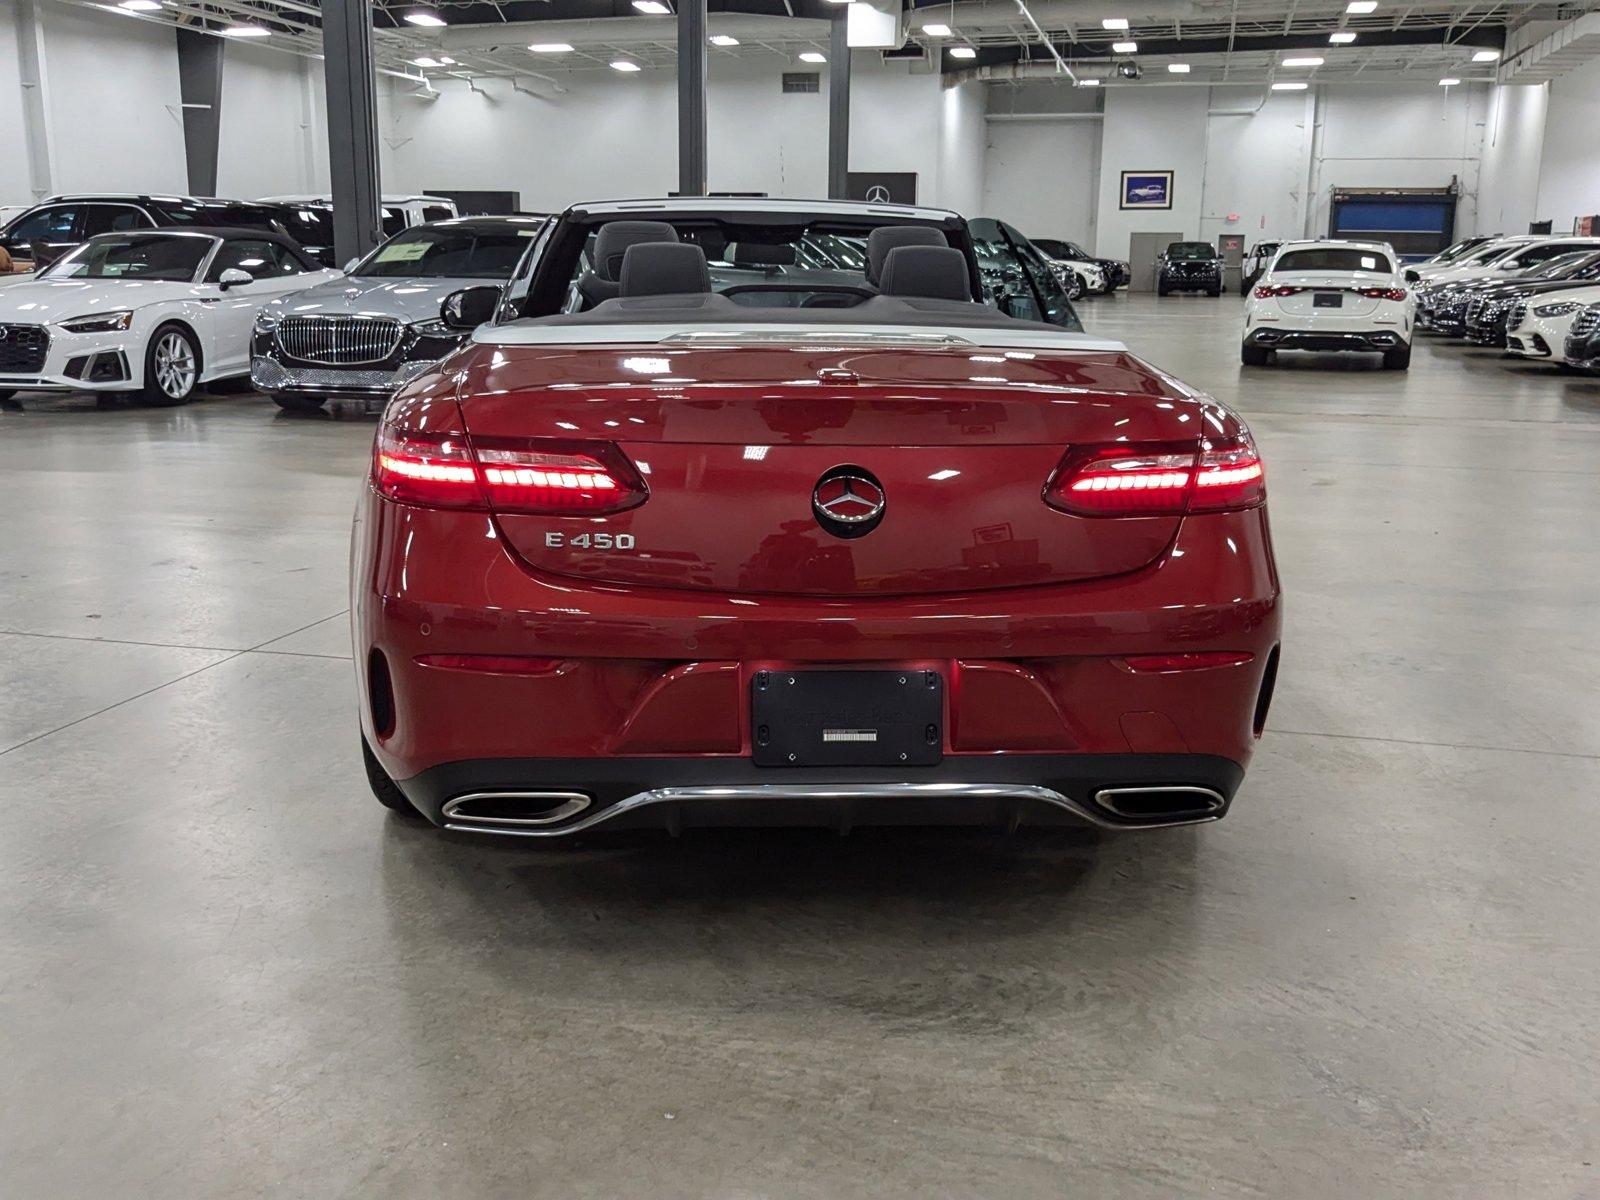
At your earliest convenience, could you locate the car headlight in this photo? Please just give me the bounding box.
[253,309,283,334]
[412,318,460,337]
[57,310,132,333]
[1533,301,1579,318]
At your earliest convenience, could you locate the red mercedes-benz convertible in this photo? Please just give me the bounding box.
[351,198,1281,837]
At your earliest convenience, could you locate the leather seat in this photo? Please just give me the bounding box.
[876,246,973,301]
[619,243,713,297]
[577,221,680,308]
[864,225,947,287]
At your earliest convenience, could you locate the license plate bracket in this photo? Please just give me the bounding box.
[752,670,943,767]
[1313,291,1344,308]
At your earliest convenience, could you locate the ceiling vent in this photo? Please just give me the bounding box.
[782,71,821,93]
[1501,11,1600,82]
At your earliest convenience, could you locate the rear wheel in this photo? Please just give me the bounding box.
[1382,344,1412,371]
[272,394,328,414]
[362,734,421,817]
[1209,286,1223,298]
[1241,344,1271,367]
[136,324,201,407]
[0,389,15,403]
[1157,284,1169,297]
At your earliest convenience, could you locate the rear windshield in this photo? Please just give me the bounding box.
[1167,243,1217,260]
[270,205,334,246]
[45,234,210,281]
[1274,248,1393,274]
[355,225,536,279]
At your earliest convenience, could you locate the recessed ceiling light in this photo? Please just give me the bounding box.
[611,59,642,71]
[799,50,826,63]
[950,45,977,58]
[709,34,739,46]
[1345,1,1376,12]
[1283,56,1324,66]
[529,42,572,52]
[922,22,952,36]
[1167,62,1191,73]
[1112,40,1137,53]
[403,10,446,26]
[1078,78,1100,86]
[437,55,454,64]
[1329,30,1357,43]
[219,23,270,36]
[1271,81,1308,90]
[1439,76,1460,85]
[413,56,440,66]
[1472,49,1500,62]
[1101,17,1129,30]
[632,0,669,12]
[118,0,162,11]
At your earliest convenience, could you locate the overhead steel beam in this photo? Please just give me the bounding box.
[827,9,850,200]
[677,0,708,195]
[175,30,224,197]
[322,0,384,266]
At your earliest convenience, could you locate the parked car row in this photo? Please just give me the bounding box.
[1029,238,1131,299]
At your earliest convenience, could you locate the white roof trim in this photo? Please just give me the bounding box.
[569,196,961,222]
[475,321,1128,354]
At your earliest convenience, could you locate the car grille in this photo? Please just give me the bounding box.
[1571,306,1600,340]
[0,323,49,374]
[275,316,404,366]
[1505,301,1528,332]
[1464,296,1487,325]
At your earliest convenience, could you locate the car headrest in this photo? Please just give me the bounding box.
[866,226,947,286]
[619,242,713,298]
[592,221,680,282]
[732,241,797,269]
[877,246,972,301]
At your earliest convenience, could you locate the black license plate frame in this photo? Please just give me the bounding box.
[751,670,943,768]
[1313,291,1344,308]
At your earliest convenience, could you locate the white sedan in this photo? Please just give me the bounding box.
[0,228,339,406]
[1505,284,1600,364]
[1242,239,1414,370]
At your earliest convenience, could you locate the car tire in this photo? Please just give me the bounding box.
[272,394,328,414]
[1157,284,1169,297]
[362,734,422,818]
[136,323,202,407]
[1382,344,1412,371]
[1241,344,1271,367]
[1209,287,1223,298]
[0,389,15,403]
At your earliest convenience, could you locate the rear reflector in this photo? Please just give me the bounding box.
[1118,651,1255,673]
[1046,434,1265,517]
[415,654,565,675]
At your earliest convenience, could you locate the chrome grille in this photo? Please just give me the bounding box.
[0,323,49,374]
[275,316,403,366]
[1505,301,1528,331]
[1464,296,1486,325]
[1571,306,1600,339]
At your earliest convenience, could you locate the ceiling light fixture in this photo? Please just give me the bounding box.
[922,22,952,36]
[709,34,739,46]
[1271,81,1308,90]
[1167,62,1190,72]
[1112,40,1137,53]
[413,56,441,66]
[118,0,162,11]
[611,59,642,71]
[799,50,826,63]
[1101,17,1129,30]
[950,45,978,58]
[529,42,573,52]
[1439,76,1460,85]
[632,0,670,12]
[1329,30,1357,43]
[1472,49,1500,62]
[1078,77,1101,86]
[403,9,447,26]
[1283,56,1324,66]
[1345,1,1376,12]
[219,23,270,36]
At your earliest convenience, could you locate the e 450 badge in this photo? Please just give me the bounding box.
[544,531,637,551]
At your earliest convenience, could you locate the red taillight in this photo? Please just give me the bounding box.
[415,654,565,675]
[1046,435,1265,517]
[1358,287,1408,301]
[1254,285,1302,298]
[372,418,646,516]
[1118,651,1255,673]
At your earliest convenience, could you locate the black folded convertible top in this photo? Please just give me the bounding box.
[523,291,1063,333]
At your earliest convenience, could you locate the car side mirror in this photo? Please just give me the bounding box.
[218,267,253,290]
[1403,269,1419,283]
[441,284,503,332]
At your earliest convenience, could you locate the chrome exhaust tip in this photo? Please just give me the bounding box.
[442,791,592,829]
[1092,785,1226,823]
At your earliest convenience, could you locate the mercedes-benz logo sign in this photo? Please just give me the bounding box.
[865,184,892,204]
[812,466,886,539]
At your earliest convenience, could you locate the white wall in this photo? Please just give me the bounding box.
[216,42,327,198]
[1477,84,1548,236]
[981,116,1100,244]
[1195,88,1312,247]
[935,80,986,218]
[0,0,28,198]
[1093,85,1209,257]
[1536,57,1600,231]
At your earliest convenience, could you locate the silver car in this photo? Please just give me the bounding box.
[250,215,546,412]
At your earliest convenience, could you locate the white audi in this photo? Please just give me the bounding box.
[1242,239,1414,370]
[1505,284,1600,365]
[0,228,338,407]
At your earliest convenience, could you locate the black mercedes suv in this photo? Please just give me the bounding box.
[1157,242,1223,297]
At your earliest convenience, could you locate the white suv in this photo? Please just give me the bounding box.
[1242,239,1413,370]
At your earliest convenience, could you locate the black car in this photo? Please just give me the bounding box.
[1565,304,1600,372]
[0,194,291,271]
[1029,238,1130,291]
[1462,252,1600,346]
[1157,242,1223,297]
[256,202,338,268]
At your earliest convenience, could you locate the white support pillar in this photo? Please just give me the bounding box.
[13,0,56,201]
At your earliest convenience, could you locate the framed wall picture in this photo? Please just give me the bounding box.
[1120,171,1174,211]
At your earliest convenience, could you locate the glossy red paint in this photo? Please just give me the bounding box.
[352,340,1282,828]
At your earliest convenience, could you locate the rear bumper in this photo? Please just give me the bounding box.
[1245,327,1406,352]
[1159,273,1221,292]
[353,489,1283,829]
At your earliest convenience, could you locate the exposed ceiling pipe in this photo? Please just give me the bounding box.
[433,14,828,52]
[939,0,1197,31]
[1011,0,1078,81]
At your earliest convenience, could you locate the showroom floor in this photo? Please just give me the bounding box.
[3,294,1598,1198]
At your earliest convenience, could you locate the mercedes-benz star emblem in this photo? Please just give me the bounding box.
[865,184,892,204]
[812,466,886,539]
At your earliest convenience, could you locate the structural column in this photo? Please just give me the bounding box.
[677,0,708,195]
[827,10,850,200]
[321,0,383,266]
[175,30,223,198]
[13,0,55,201]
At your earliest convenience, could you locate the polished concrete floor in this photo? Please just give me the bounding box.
[3,295,1599,1198]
